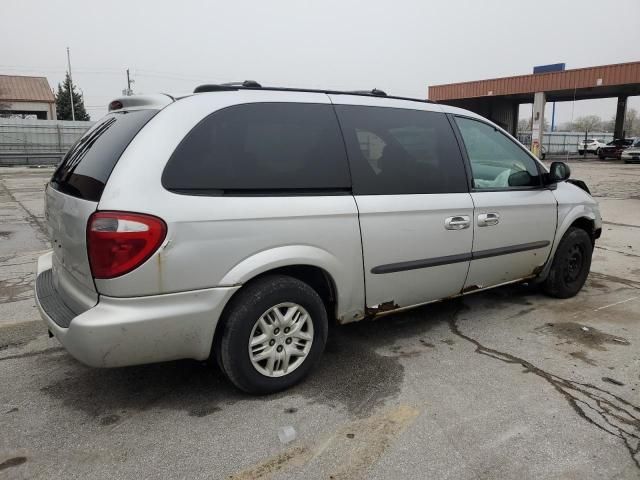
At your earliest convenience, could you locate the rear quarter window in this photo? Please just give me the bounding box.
[50,109,157,201]
[162,102,351,194]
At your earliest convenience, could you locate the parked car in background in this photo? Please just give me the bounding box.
[598,138,634,160]
[578,138,607,156]
[621,138,640,164]
[35,84,602,394]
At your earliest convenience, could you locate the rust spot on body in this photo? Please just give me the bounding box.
[366,300,400,316]
[461,284,482,294]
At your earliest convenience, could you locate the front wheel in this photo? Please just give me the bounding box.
[218,275,328,394]
[543,227,593,298]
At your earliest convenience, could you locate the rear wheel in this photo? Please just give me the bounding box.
[218,275,328,394]
[543,227,592,298]
[598,153,605,160]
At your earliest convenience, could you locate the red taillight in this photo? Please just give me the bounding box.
[87,211,167,279]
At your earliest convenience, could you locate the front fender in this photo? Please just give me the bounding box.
[218,245,365,323]
[556,204,598,245]
[536,183,601,282]
[554,181,601,243]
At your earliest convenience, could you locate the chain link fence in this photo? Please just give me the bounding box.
[517,131,615,155]
[0,119,619,165]
[0,119,94,165]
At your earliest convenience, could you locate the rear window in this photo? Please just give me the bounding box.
[162,103,350,194]
[50,109,157,201]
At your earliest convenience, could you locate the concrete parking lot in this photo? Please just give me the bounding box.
[1,161,639,479]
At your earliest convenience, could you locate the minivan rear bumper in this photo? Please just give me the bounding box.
[35,252,239,367]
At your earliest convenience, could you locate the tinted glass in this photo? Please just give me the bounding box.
[162,103,350,193]
[455,117,541,189]
[334,105,468,195]
[50,109,157,201]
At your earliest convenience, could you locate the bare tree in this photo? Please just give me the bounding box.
[571,115,602,134]
[517,117,549,132]
[623,108,639,137]
[517,118,530,132]
[602,108,639,136]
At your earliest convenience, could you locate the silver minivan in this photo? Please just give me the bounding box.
[35,83,601,393]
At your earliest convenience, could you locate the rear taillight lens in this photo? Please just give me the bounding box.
[87,211,167,279]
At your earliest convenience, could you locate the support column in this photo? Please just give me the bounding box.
[510,103,519,137]
[614,96,628,139]
[531,92,546,159]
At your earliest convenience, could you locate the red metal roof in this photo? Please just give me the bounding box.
[0,75,55,103]
[428,61,640,101]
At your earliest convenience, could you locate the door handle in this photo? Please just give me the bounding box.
[444,215,470,230]
[478,212,500,227]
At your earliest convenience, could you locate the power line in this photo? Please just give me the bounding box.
[1,64,232,86]
[0,65,123,74]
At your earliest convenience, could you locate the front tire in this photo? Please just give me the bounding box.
[543,227,593,298]
[218,275,328,394]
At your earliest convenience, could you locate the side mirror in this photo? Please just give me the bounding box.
[508,170,533,187]
[548,161,570,183]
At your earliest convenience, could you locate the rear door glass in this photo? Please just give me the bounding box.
[162,102,350,194]
[50,109,157,201]
[334,105,468,195]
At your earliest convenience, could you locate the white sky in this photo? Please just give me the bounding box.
[2,0,639,121]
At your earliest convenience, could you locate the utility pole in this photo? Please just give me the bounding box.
[125,68,134,96]
[66,47,76,121]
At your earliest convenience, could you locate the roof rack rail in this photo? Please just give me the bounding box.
[194,80,261,93]
[221,80,262,88]
[192,83,436,104]
[347,88,387,97]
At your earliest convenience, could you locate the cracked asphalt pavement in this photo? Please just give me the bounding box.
[1,161,639,479]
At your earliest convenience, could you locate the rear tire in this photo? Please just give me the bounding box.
[218,275,328,394]
[543,227,593,299]
[598,153,605,160]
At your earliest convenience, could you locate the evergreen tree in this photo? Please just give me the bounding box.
[55,72,90,121]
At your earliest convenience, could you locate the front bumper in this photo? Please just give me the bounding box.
[35,252,240,367]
